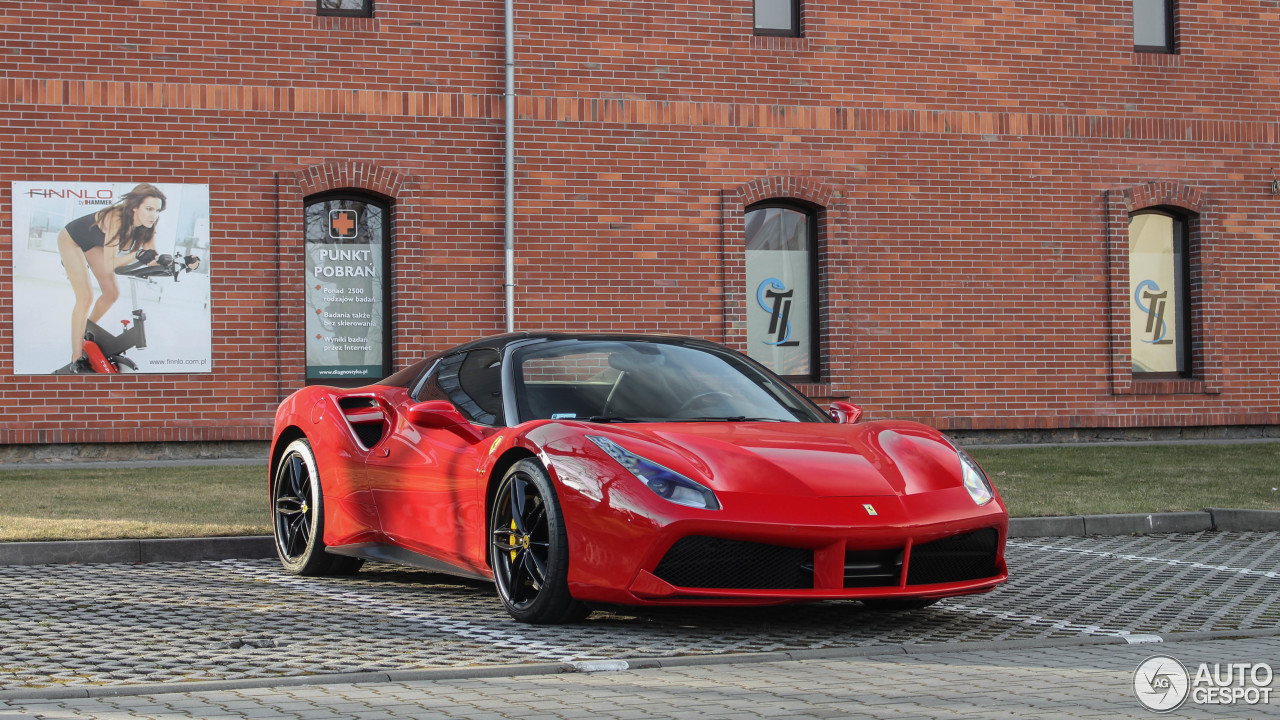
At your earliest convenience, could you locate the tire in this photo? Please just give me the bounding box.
[860,597,940,611]
[489,458,589,624]
[272,438,363,576]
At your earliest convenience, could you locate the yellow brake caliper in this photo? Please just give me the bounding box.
[509,520,519,564]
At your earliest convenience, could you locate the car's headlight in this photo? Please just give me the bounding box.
[957,448,994,506]
[586,435,721,510]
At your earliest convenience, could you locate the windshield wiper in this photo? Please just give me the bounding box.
[585,416,642,423]
[669,416,785,422]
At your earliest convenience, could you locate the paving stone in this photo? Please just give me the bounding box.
[0,532,1278,704]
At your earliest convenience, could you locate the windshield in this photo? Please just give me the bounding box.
[513,339,830,424]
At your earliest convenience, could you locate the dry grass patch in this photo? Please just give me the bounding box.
[971,442,1280,517]
[0,464,268,541]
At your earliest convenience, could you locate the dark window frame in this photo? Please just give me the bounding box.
[303,190,394,387]
[744,198,822,384]
[413,351,505,427]
[1133,0,1175,54]
[754,0,802,38]
[316,0,373,18]
[1130,207,1193,379]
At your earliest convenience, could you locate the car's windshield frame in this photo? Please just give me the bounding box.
[509,338,830,425]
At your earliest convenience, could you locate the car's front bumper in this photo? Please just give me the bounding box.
[560,486,1009,606]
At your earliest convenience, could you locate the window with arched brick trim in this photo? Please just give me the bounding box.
[303,191,392,385]
[1105,183,1220,396]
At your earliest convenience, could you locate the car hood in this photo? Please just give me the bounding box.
[593,420,965,498]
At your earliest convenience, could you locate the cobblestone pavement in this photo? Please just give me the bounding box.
[0,532,1277,692]
[1,637,1275,719]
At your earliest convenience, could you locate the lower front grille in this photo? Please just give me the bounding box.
[653,536,813,590]
[842,548,903,588]
[906,528,999,585]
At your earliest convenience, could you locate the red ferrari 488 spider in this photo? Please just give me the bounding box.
[270,333,1008,623]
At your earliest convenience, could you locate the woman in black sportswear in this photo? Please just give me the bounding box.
[56,183,167,366]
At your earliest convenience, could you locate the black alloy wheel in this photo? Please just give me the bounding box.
[272,438,362,576]
[490,458,589,624]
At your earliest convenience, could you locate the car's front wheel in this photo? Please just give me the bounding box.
[272,438,362,576]
[489,458,589,624]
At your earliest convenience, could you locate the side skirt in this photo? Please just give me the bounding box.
[326,542,493,583]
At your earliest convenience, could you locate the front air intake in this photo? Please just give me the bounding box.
[653,536,813,590]
[841,548,903,588]
[906,528,999,585]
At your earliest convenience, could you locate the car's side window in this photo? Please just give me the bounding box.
[458,350,504,423]
[415,350,503,426]
[414,356,452,403]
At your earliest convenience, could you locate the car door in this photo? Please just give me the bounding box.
[366,350,503,574]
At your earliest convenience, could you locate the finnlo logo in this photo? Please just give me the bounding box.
[26,188,115,200]
[1133,655,1273,713]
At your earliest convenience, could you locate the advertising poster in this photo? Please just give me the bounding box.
[744,205,813,379]
[1129,213,1180,374]
[10,181,212,375]
[304,198,387,381]
[746,253,813,378]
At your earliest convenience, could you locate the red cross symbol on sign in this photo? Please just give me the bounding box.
[329,209,358,239]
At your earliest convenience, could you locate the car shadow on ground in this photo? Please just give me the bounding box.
[342,561,994,641]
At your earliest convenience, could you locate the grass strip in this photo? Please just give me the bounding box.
[0,465,268,542]
[0,443,1277,541]
[971,442,1280,517]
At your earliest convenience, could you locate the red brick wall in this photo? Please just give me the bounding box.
[1,1,1278,444]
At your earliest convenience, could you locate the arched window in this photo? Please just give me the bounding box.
[744,200,819,381]
[1129,208,1191,376]
[303,192,392,384]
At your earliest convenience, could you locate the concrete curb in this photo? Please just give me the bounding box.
[1207,507,1280,532]
[2,508,1278,566]
[0,458,267,472]
[1007,508,1280,538]
[0,536,275,566]
[3,628,1276,702]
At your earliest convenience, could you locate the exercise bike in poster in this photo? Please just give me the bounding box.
[52,252,202,374]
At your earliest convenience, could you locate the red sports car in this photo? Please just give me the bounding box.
[270,333,1008,623]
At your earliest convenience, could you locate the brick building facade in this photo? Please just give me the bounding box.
[1,1,1277,450]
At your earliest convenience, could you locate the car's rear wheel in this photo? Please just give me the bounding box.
[272,438,362,576]
[489,458,589,624]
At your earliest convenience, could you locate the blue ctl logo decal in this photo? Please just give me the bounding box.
[757,278,799,347]
[1134,279,1172,345]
